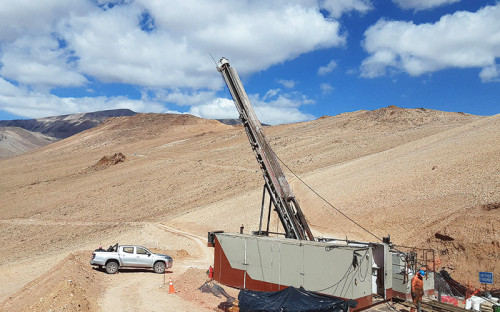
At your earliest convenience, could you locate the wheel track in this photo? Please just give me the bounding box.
[155,223,212,268]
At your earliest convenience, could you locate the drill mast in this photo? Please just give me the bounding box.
[217,58,314,241]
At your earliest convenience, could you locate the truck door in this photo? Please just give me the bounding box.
[135,247,154,267]
[119,246,136,267]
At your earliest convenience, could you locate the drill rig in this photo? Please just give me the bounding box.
[208,58,435,310]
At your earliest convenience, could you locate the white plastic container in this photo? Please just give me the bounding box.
[471,296,485,311]
[465,298,472,310]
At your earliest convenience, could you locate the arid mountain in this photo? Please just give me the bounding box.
[215,118,242,125]
[0,109,137,158]
[0,108,137,139]
[0,107,498,311]
[0,111,251,159]
[0,127,57,159]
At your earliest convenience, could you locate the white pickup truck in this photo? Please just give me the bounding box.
[90,243,173,274]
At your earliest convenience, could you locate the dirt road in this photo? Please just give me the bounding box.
[98,223,208,310]
[155,223,213,268]
[0,219,226,311]
[99,272,215,312]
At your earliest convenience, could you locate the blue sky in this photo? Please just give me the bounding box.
[0,0,499,124]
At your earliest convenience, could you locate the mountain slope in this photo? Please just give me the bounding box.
[0,107,498,306]
[295,113,500,280]
[0,108,136,139]
[0,127,57,159]
[0,109,137,158]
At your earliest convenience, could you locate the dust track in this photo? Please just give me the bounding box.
[156,223,213,267]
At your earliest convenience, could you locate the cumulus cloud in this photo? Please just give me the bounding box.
[479,65,500,82]
[321,0,373,18]
[0,78,165,119]
[320,83,334,94]
[0,0,343,123]
[188,98,238,120]
[151,89,217,106]
[318,60,338,75]
[252,105,315,125]
[250,89,315,124]
[361,4,500,82]
[0,35,87,89]
[55,0,344,88]
[278,79,296,89]
[0,0,91,41]
[392,0,460,11]
[188,88,315,125]
[263,89,281,101]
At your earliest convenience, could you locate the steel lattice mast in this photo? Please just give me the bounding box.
[217,58,314,241]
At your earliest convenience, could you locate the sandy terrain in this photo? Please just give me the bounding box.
[0,107,498,311]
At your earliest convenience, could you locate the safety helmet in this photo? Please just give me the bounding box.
[419,270,426,276]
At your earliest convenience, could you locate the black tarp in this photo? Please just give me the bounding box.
[436,270,500,300]
[238,286,357,312]
[435,270,465,297]
[436,269,467,297]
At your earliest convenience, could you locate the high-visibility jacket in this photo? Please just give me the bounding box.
[411,274,424,297]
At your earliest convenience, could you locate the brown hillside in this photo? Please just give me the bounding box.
[0,126,56,159]
[0,108,498,311]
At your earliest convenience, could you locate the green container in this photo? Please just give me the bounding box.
[493,304,500,312]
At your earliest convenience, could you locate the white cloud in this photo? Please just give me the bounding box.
[151,89,217,106]
[278,79,296,89]
[0,77,314,124]
[250,90,315,124]
[392,0,460,11]
[188,88,315,125]
[56,0,344,88]
[0,0,345,119]
[320,83,334,94]
[0,0,91,41]
[0,78,165,119]
[252,105,315,125]
[479,65,500,83]
[321,0,373,18]
[318,60,338,75]
[0,35,87,89]
[188,98,238,120]
[361,4,500,82]
[263,89,281,100]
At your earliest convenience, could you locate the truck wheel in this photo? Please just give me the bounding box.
[154,261,165,274]
[105,261,119,274]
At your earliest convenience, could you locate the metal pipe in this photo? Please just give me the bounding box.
[258,184,266,235]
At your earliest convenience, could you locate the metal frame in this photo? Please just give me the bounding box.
[217,58,314,241]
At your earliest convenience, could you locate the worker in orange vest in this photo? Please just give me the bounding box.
[411,270,425,312]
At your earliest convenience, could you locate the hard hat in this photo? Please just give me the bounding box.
[419,270,426,276]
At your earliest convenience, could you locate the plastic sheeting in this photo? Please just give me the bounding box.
[238,286,357,312]
[198,281,235,302]
[435,270,467,297]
